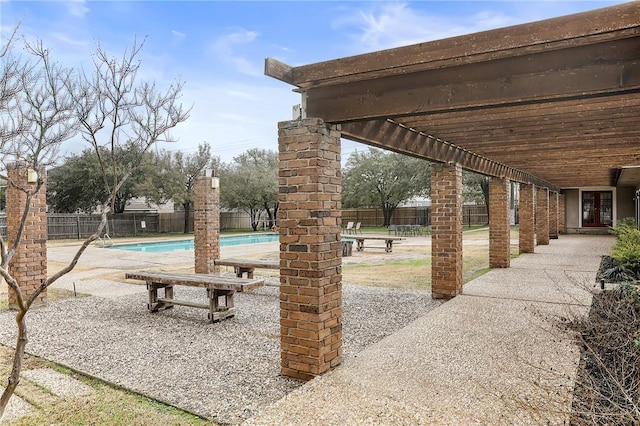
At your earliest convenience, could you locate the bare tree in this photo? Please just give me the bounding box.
[0,35,190,419]
[0,25,28,149]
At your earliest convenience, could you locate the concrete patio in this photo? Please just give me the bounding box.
[247,234,612,425]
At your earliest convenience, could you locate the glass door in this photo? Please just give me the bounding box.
[582,191,613,227]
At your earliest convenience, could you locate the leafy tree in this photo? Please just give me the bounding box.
[138,142,219,233]
[47,143,152,213]
[0,35,189,418]
[463,170,489,206]
[221,148,278,231]
[342,148,430,227]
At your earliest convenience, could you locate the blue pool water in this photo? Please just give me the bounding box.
[111,233,279,253]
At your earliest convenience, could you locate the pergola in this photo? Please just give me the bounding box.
[266,2,640,380]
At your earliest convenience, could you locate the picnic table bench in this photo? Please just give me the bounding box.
[124,270,264,322]
[214,258,279,279]
[353,236,404,253]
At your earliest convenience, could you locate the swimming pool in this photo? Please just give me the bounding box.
[111,233,279,253]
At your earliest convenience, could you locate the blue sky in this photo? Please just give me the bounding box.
[0,0,625,164]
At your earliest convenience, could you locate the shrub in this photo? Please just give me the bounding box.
[610,219,640,277]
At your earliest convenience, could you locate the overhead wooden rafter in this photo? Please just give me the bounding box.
[340,119,558,190]
[265,2,640,189]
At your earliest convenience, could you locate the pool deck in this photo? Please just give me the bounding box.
[46,236,282,298]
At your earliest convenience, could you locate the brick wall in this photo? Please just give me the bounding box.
[430,162,463,299]
[549,191,559,239]
[519,184,535,253]
[558,193,566,234]
[536,187,550,246]
[6,163,47,309]
[278,118,343,380]
[193,175,220,274]
[489,177,510,268]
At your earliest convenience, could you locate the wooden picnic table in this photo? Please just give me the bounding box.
[125,270,264,322]
[352,236,404,253]
[214,258,279,279]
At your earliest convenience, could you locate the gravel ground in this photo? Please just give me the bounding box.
[0,276,441,425]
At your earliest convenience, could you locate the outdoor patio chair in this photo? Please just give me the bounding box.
[388,225,397,235]
[345,221,354,234]
[354,222,362,234]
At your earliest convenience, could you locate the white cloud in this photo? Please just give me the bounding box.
[332,2,520,53]
[210,28,262,77]
[51,32,89,48]
[167,80,299,161]
[65,0,90,18]
[171,30,186,38]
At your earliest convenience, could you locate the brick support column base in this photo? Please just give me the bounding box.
[194,175,220,274]
[431,162,463,299]
[536,187,550,246]
[489,177,510,268]
[519,184,535,254]
[549,191,559,239]
[558,193,566,235]
[278,118,342,380]
[6,163,47,309]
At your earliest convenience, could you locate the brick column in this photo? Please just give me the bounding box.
[536,187,550,246]
[278,118,342,380]
[558,192,566,234]
[489,177,510,268]
[549,191,559,239]
[6,163,47,309]
[518,183,535,254]
[194,174,220,274]
[431,162,463,299]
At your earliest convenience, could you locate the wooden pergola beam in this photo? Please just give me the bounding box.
[341,119,558,191]
[304,38,640,123]
[266,3,639,88]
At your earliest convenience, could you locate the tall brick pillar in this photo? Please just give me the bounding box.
[194,174,220,274]
[431,162,463,299]
[549,191,559,239]
[489,177,511,268]
[519,183,535,254]
[6,163,47,309]
[536,187,550,246]
[278,118,342,380]
[558,192,566,234]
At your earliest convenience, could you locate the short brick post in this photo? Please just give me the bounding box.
[558,193,566,234]
[549,191,559,239]
[6,163,47,309]
[519,183,535,254]
[194,175,220,274]
[430,162,463,299]
[489,177,510,268]
[278,118,343,380]
[536,187,550,246]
